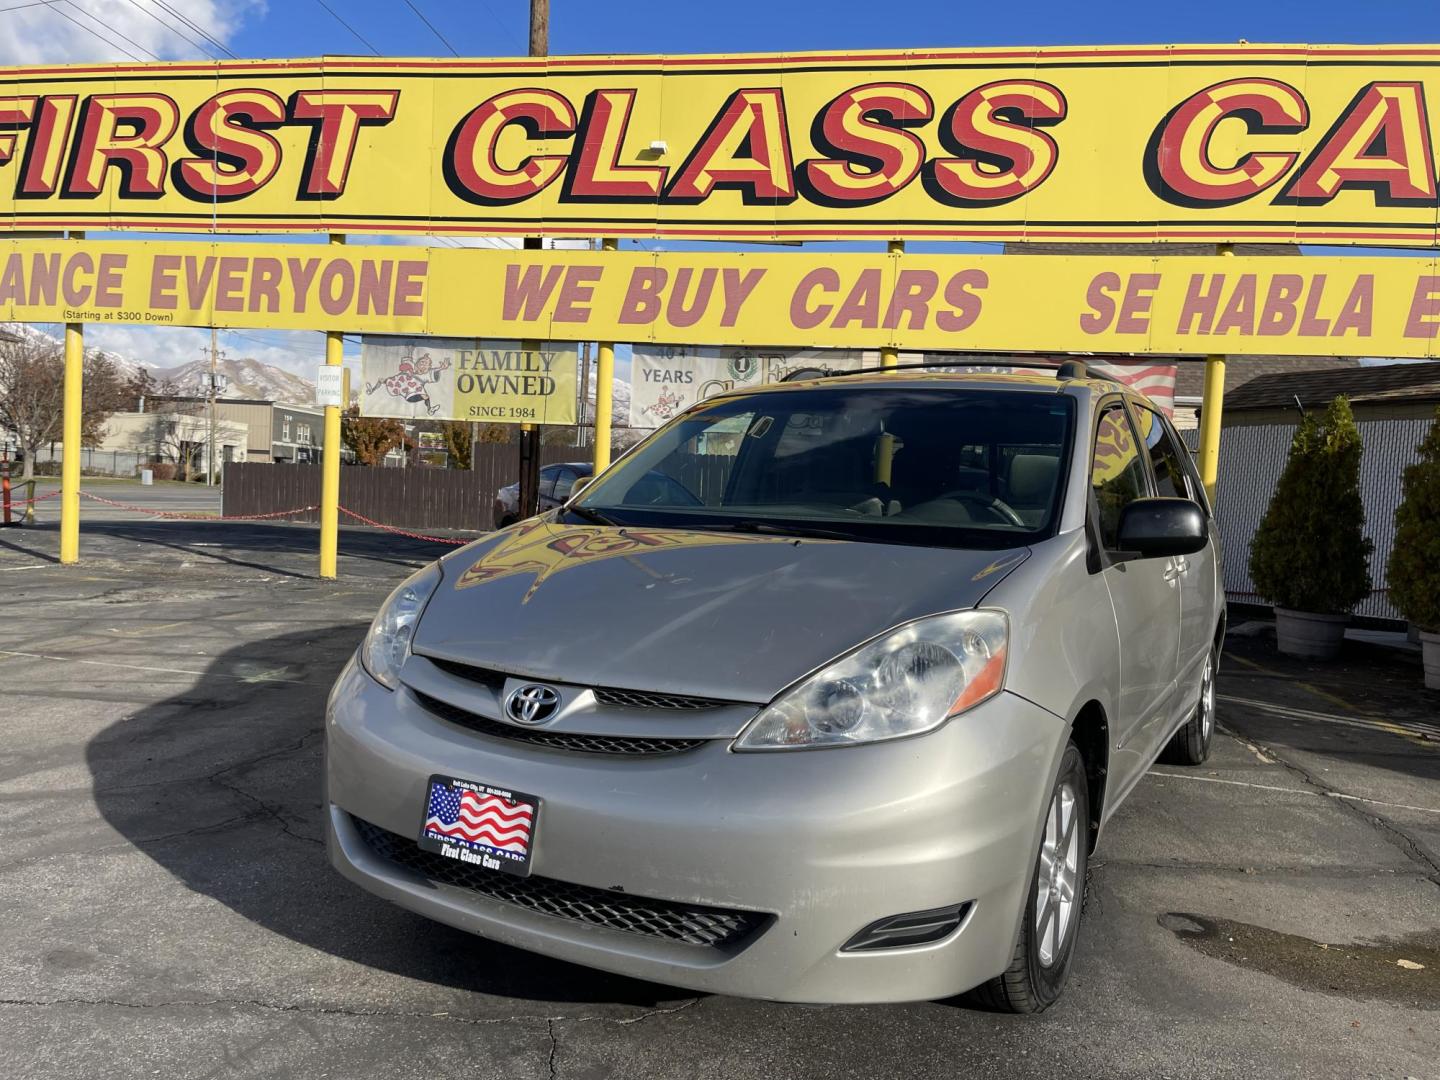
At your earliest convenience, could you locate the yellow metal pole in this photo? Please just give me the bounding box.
[318,233,345,580]
[59,316,83,564]
[59,228,85,564]
[881,240,904,369]
[593,237,619,473]
[1195,243,1234,506]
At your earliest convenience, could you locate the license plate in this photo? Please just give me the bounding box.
[417,775,539,878]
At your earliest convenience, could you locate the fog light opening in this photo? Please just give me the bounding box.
[841,901,974,952]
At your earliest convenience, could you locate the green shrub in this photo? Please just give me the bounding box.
[1388,407,1440,632]
[1249,394,1372,615]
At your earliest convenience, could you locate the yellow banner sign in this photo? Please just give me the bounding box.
[3,239,1438,359]
[2,47,1440,243]
[360,337,576,425]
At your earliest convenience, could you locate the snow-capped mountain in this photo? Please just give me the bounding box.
[150,357,317,404]
[2,322,318,404]
[0,321,145,383]
[579,371,634,425]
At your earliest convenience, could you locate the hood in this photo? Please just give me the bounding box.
[415,519,1030,704]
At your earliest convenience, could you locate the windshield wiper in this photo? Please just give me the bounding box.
[728,519,858,542]
[566,505,620,527]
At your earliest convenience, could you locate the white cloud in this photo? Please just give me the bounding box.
[81,322,351,378]
[0,0,264,65]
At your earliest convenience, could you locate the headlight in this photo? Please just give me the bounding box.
[734,610,1008,751]
[359,562,442,690]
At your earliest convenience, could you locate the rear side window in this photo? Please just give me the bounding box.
[1133,403,1189,501]
[552,468,579,500]
[1090,404,1148,549]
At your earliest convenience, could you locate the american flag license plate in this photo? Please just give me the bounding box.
[417,775,540,878]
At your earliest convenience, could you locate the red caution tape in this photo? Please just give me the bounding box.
[338,506,471,545]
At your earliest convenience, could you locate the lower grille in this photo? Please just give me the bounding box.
[593,686,735,710]
[412,690,706,756]
[351,816,769,951]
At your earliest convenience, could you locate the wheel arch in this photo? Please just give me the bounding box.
[1066,700,1110,854]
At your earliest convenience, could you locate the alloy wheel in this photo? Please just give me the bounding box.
[1035,779,1080,968]
[1199,653,1215,742]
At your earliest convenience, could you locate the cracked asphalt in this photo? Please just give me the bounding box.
[2,504,1438,1079]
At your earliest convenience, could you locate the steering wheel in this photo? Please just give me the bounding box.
[630,473,703,507]
[943,491,1027,527]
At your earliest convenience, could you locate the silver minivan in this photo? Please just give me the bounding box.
[325,367,1223,1012]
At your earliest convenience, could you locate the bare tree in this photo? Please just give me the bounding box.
[0,336,128,480]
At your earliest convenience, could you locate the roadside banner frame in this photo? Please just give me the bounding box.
[5,239,1438,358]
[3,47,1440,245]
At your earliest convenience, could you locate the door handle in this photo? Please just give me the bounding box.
[1163,560,1181,582]
[1175,558,1190,575]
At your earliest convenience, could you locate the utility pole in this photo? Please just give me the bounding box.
[517,0,549,518]
[528,0,547,57]
[204,329,224,486]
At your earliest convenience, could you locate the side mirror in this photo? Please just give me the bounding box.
[569,476,592,497]
[1116,498,1207,559]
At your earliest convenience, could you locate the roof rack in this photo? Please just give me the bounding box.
[780,358,1073,382]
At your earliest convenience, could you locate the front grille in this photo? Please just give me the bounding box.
[412,690,707,756]
[593,687,735,711]
[351,816,769,950]
[422,656,507,694]
[418,655,734,712]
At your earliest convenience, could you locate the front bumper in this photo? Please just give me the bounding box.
[325,655,1069,1004]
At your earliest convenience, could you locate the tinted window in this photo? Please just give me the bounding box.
[1133,404,1189,501]
[574,387,1074,549]
[538,465,562,498]
[551,468,579,500]
[1090,404,1148,549]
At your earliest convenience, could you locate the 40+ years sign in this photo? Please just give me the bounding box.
[2,46,1440,244]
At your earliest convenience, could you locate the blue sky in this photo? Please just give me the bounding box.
[234,1,1440,57]
[5,0,1439,374]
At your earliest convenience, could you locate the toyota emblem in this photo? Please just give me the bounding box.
[504,683,561,725]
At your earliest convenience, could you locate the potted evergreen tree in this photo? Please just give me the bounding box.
[1249,395,1373,659]
[1387,407,1440,689]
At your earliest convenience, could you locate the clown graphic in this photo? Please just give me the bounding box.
[367,348,452,416]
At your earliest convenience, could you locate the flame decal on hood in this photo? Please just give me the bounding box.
[455,519,789,603]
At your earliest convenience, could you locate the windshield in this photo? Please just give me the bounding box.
[571,386,1073,549]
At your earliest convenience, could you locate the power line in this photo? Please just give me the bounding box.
[469,0,525,53]
[145,0,237,58]
[313,0,379,55]
[59,0,162,61]
[41,1,144,61]
[398,0,457,56]
[116,0,218,59]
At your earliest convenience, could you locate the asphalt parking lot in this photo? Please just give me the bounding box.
[1,503,1437,1080]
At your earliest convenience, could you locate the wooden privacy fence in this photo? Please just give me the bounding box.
[223,443,587,532]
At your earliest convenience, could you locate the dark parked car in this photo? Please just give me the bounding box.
[493,462,593,529]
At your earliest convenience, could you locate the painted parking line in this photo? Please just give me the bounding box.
[1223,652,1434,749]
[1147,770,1440,817]
[1219,693,1440,749]
[0,649,314,684]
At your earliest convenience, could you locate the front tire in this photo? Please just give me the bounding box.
[973,743,1089,1014]
[1160,646,1216,766]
